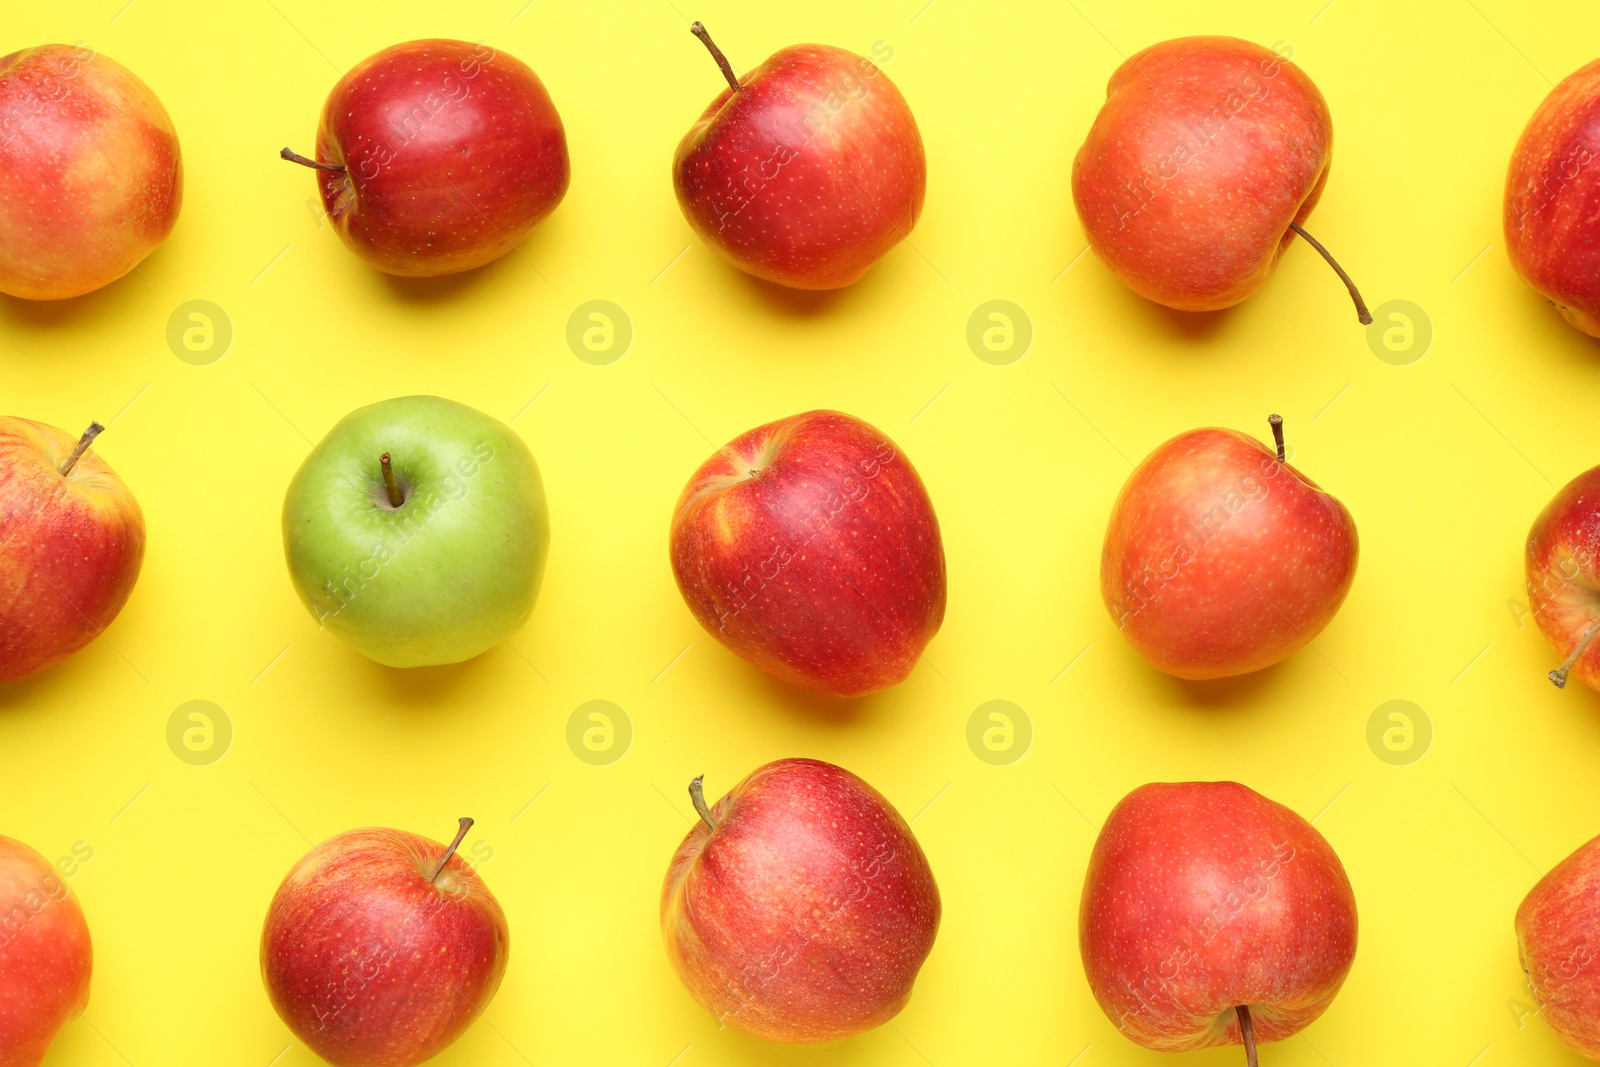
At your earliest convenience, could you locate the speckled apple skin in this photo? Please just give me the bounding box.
[1100,427,1357,679]
[0,418,145,685]
[0,835,91,1067]
[674,44,925,290]
[661,759,940,1043]
[1079,782,1357,1054]
[1526,465,1600,690]
[1072,36,1332,312]
[1517,833,1600,1060]
[261,828,508,1067]
[1505,60,1600,338]
[0,45,182,300]
[306,39,569,277]
[669,410,945,698]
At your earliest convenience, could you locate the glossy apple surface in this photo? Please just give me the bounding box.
[262,822,506,1067]
[0,45,182,300]
[661,759,940,1042]
[286,39,568,277]
[674,27,923,289]
[281,395,549,668]
[1505,59,1600,337]
[1517,832,1600,1060]
[1073,37,1362,315]
[1101,418,1357,679]
[0,835,92,1067]
[0,419,144,684]
[1080,781,1357,1058]
[1525,464,1600,689]
[669,410,944,697]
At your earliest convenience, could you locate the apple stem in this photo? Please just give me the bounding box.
[690,22,741,94]
[1268,414,1285,463]
[280,147,346,174]
[379,452,403,508]
[688,775,719,831]
[1550,619,1600,688]
[59,422,104,477]
[1236,1005,1259,1067]
[429,817,473,884]
[1288,222,1373,326]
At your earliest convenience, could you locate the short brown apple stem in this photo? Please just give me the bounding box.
[690,22,741,94]
[280,147,346,174]
[379,453,403,508]
[1236,1005,1259,1067]
[1268,414,1285,463]
[1288,222,1373,326]
[1550,620,1600,689]
[60,422,104,477]
[688,775,718,831]
[429,817,473,884]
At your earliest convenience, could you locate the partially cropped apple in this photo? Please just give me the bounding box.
[1101,415,1357,679]
[281,395,549,668]
[0,45,182,299]
[0,419,144,684]
[1073,36,1370,322]
[669,410,945,697]
[262,819,507,1067]
[674,23,924,289]
[1505,59,1600,338]
[1525,463,1600,689]
[0,835,92,1067]
[282,39,568,277]
[662,759,940,1042]
[1517,831,1600,1060]
[1080,782,1357,1063]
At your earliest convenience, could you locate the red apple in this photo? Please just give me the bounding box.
[1073,36,1370,322]
[261,819,507,1067]
[1080,782,1357,1062]
[673,23,924,289]
[282,39,568,277]
[0,45,182,300]
[661,759,940,1042]
[1101,415,1357,679]
[0,419,144,685]
[0,835,92,1067]
[1524,464,1600,690]
[1505,59,1600,338]
[668,410,945,698]
[1517,832,1600,1059]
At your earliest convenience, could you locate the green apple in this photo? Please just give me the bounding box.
[282,395,549,667]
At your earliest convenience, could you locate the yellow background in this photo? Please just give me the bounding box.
[3,0,1597,1063]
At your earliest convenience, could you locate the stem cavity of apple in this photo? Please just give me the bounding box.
[1287,222,1373,326]
[1550,620,1600,688]
[688,775,719,831]
[429,817,474,884]
[1236,1005,1259,1067]
[280,147,347,174]
[1268,414,1286,464]
[60,422,104,477]
[690,22,742,94]
[379,452,404,509]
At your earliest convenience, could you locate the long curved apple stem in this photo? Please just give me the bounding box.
[1288,222,1373,326]
[280,147,347,174]
[1267,414,1285,463]
[1550,619,1600,688]
[380,452,403,508]
[430,817,474,884]
[60,422,104,476]
[690,22,741,94]
[688,775,719,830]
[1236,1005,1259,1067]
